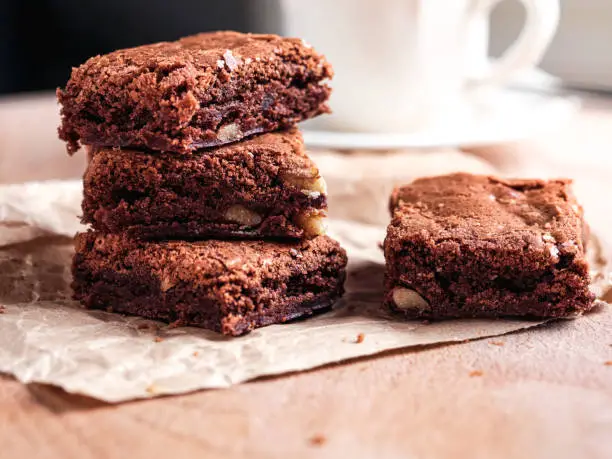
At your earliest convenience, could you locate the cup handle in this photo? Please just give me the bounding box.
[468,0,560,89]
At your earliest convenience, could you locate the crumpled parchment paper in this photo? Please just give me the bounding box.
[0,180,607,403]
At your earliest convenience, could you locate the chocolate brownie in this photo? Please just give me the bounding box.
[384,173,594,319]
[57,31,333,154]
[72,232,347,336]
[83,129,327,240]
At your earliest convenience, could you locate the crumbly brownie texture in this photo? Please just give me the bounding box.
[384,173,594,319]
[58,31,333,154]
[83,129,327,240]
[72,232,347,336]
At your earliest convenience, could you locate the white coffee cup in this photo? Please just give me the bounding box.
[254,0,560,133]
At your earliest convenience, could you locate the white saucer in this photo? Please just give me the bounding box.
[302,88,580,150]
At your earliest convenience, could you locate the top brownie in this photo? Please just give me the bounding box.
[384,173,594,318]
[57,31,333,154]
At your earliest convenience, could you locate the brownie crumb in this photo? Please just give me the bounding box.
[154,336,164,343]
[146,385,158,394]
[0,305,6,313]
[355,333,365,344]
[309,434,326,446]
[604,361,612,366]
[193,351,199,357]
[469,370,484,377]
[489,341,505,346]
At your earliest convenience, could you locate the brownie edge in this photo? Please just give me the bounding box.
[72,232,347,336]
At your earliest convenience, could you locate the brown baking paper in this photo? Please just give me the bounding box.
[0,180,608,403]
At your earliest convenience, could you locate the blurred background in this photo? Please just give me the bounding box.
[2,0,612,191]
[0,0,252,94]
[1,0,612,94]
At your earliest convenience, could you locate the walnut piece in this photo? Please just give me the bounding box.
[301,190,321,199]
[282,169,327,195]
[296,210,327,238]
[159,276,176,292]
[392,287,429,311]
[217,123,243,143]
[224,205,262,227]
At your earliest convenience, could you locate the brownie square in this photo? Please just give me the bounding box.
[72,232,347,336]
[384,173,594,319]
[58,31,332,154]
[82,129,327,240]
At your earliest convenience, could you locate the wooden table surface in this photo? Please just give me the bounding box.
[1,93,612,459]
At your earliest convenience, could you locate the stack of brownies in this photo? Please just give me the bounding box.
[57,31,347,336]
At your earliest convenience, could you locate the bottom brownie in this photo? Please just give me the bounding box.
[72,232,347,336]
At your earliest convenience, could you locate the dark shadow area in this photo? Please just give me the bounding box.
[0,0,250,94]
[27,381,109,413]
